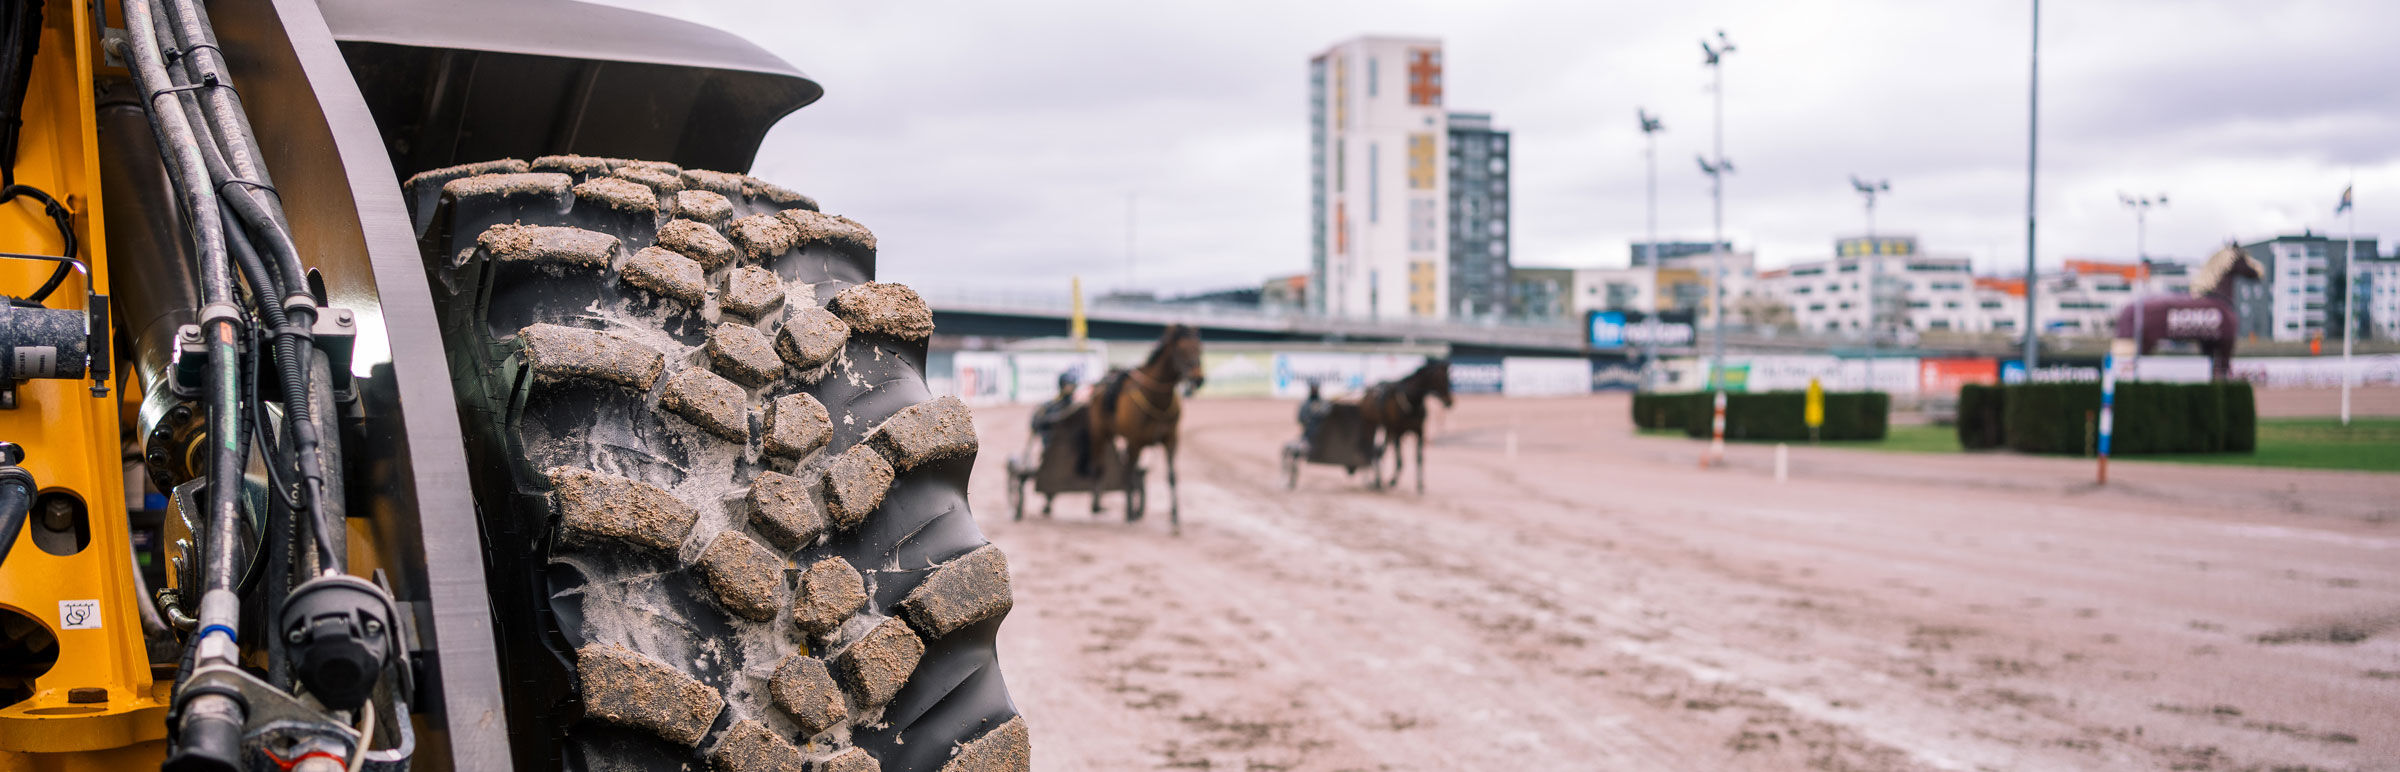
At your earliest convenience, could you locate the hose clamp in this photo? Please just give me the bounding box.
[196,303,243,329]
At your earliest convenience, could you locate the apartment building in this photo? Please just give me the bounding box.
[1309,36,1449,319]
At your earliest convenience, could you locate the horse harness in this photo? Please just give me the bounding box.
[1121,366,1182,422]
[1363,382,1425,426]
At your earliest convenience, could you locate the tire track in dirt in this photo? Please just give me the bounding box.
[979,397,2398,772]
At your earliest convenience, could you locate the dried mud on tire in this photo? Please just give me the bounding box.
[410,156,1025,771]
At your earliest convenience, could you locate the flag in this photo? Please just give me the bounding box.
[2336,185,2353,215]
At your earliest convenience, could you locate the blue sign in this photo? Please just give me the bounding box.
[1588,311,1627,348]
[1587,310,1695,349]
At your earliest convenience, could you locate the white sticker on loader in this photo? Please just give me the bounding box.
[59,599,101,630]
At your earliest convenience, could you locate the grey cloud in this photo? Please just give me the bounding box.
[601,0,2400,296]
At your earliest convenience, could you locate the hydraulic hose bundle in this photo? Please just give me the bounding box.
[115,0,401,768]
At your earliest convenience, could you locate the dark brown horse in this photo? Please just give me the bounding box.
[1089,324,1204,533]
[2113,244,2265,380]
[1357,358,1452,494]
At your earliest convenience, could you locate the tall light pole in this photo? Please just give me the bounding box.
[1701,30,1736,391]
[2339,178,2356,426]
[1852,176,1890,389]
[2022,0,2042,370]
[1639,109,1664,390]
[2119,192,2166,379]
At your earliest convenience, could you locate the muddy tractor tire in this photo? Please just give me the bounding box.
[407,157,1027,772]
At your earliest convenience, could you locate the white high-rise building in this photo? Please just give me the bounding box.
[1310,36,1449,319]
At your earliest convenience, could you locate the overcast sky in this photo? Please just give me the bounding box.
[598,0,2399,298]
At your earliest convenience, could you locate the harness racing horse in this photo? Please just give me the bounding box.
[1090,324,1205,533]
[2112,244,2265,380]
[1357,358,1453,494]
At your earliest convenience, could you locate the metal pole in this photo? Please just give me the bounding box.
[1851,177,1888,390]
[1640,110,1663,391]
[2022,0,2041,370]
[1703,33,1734,392]
[1645,124,1659,390]
[1126,191,1137,291]
[2132,204,2142,381]
[1712,60,1724,393]
[2343,185,2356,426]
[2124,196,2144,380]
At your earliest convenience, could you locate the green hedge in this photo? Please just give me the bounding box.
[1633,391,1890,441]
[1956,384,2007,449]
[2001,381,2256,455]
[1632,392,1709,431]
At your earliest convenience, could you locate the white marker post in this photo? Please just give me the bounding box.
[1774,443,1788,483]
[1705,391,1728,468]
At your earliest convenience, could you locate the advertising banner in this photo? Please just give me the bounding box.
[1916,357,1998,396]
[1502,357,1591,397]
[2124,355,2212,384]
[951,351,1010,405]
[1742,355,1843,392]
[2230,354,2400,388]
[1196,350,1276,398]
[1449,355,1505,395]
[1271,351,1430,399]
[2001,357,2104,384]
[1010,351,1106,403]
[1590,356,1642,391]
[1587,310,1697,349]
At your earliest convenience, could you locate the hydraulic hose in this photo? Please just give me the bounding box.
[142,0,336,573]
[121,0,227,310]
[126,2,251,768]
[156,0,309,304]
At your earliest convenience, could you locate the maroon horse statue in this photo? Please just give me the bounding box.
[2112,244,2264,381]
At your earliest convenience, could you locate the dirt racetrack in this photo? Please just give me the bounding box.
[968,393,2399,771]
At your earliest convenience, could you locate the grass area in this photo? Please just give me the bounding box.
[1635,419,2400,473]
[2132,418,2400,473]
[1636,423,1957,452]
[1820,424,1961,454]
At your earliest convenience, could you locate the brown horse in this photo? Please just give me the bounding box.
[1089,324,1204,533]
[1357,358,1452,494]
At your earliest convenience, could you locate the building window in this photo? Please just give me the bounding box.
[1408,134,1437,189]
[1368,143,1379,223]
[1335,201,1347,255]
[1368,57,1378,98]
[1408,198,1435,252]
[1407,48,1442,106]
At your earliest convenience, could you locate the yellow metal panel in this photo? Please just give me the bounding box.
[0,2,167,764]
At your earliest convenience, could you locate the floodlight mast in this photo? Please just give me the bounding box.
[2118,192,2167,379]
[1700,31,1735,391]
[1852,176,1890,388]
[1639,109,1665,389]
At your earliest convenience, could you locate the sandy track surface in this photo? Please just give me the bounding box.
[969,394,2398,772]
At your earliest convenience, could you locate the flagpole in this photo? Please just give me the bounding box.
[2341,176,2355,427]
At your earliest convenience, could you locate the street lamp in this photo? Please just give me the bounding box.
[2023,0,2041,369]
[1701,30,1735,391]
[1698,155,1734,389]
[2119,192,2166,378]
[1639,108,1665,390]
[1852,176,1890,388]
